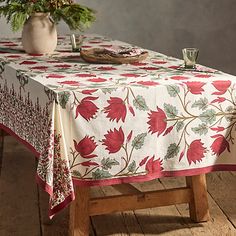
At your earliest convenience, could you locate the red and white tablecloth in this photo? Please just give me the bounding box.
[0,34,236,217]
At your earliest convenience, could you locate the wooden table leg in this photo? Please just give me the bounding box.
[186,174,210,222]
[69,186,90,236]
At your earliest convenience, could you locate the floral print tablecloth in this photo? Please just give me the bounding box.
[0,34,236,217]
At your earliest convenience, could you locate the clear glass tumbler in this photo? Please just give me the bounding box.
[70,34,84,52]
[182,48,199,69]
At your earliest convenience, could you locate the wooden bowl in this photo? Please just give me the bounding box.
[80,48,149,64]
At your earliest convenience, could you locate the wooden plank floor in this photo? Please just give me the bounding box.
[0,136,236,236]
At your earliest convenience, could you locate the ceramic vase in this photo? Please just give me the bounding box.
[22,12,57,54]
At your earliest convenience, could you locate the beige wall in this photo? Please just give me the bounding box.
[0,0,236,74]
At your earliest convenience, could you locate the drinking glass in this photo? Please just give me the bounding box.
[182,48,199,69]
[70,34,84,52]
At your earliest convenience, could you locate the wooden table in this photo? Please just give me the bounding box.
[69,175,209,236]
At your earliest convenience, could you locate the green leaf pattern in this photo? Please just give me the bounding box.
[92,169,112,179]
[101,88,117,94]
[128,161,136,173]
[166,85,180,97]
[132,133,147,150]
[192,98,208,110]
[101,157,119,170]
[199,109,216,124]
[165,143,180,160]
[176,121,184,132]
[164,103,178,118]
[133,95,149,111]
[191,123,208,135]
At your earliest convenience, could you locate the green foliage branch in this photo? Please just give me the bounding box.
[0,0,95,32]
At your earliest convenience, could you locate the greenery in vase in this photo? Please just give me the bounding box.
[0,0,96,32]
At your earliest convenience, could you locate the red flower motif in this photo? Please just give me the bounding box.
[55,64,72,68]
[170,76,189,80]
[139,156,149,167]
[120,73,141,78]
[0,41,13,43]
[88,78,107,82]
[211,97,226,104]
[46,74,66,79]
[212,80,231,95]
[211,134,230,156]
[73,136,97,158]
[6,43,18,47]
[137,81,159,86]
[75,96,98,121]
[145,156,163,174]
[168,66,179,70]
[163,126,174,136]
[81,161,99,167]
[7,55,21,58]
[102,127,125,153]
[128,105,135,116]
[126,131,133,143]
[82,89,98,95]
[194,74,212,78]
[147,107,167,136]
[210,127,225,132]
[184,81,205,94]
[104,97,127,122]
[187,140,206,165]
[75,73,96,77]
[59,81,80,86]
[179,149,185,162]
[152,60,167,64]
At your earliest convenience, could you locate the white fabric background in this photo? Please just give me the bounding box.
[0,0,236,74]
